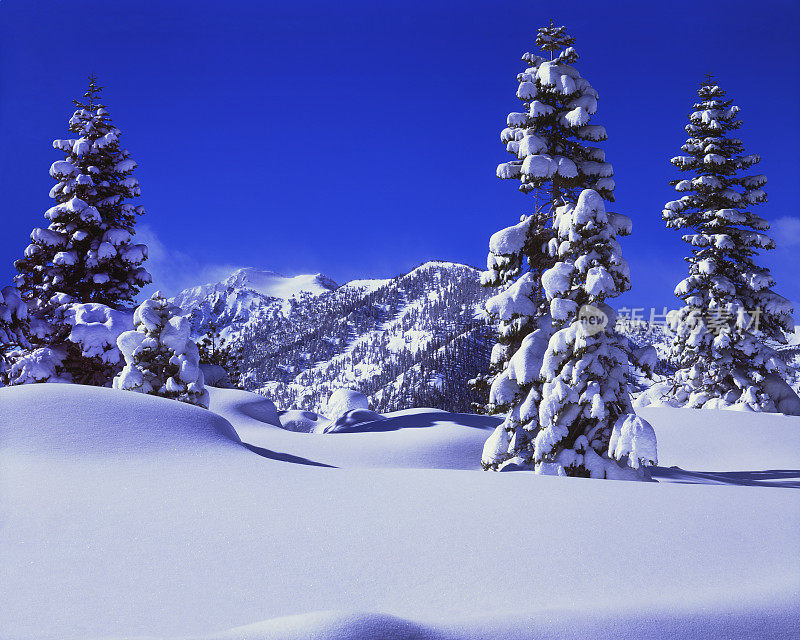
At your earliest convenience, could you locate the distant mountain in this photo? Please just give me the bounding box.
[176,262,799,415]
[172,261,492,414]
[171,268,339,341]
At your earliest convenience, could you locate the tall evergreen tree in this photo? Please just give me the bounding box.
[15,74,150,315]
[12,75,150,383]
[481,22,616,467]
[662,76,794,411]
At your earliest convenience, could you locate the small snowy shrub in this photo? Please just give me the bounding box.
[113,292,209,408]
[609,414,658,471]
[7,347,70,385]
[196,320,242,387]
[0,286,30,383]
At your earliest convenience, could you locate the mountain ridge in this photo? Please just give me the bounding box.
[171,260,492,413]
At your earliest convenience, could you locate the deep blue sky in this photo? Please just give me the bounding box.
[2,0,799,316]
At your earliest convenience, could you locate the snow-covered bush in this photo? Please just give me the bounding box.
[0,285,30,383]
[661,77,796,413]
[113,292,209,408]
[6,347,70,385]
[608,414,658,470]
[199,363,233,388]
[480,22,618,466]
[6,301,132,386]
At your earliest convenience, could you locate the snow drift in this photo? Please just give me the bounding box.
[1,385,798,640]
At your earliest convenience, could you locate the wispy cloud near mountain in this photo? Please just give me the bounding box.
[135,224,241,298]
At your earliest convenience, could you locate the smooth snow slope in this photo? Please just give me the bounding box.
[640,405,800,476]
[1,385,798,640]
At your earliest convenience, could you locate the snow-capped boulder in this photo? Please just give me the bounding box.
[200,363,233,388]
[325,388,369,423]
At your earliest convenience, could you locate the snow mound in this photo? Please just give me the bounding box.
[2,386,799,640]
[202,610,441,640]
[322,409,386,433]
[210,389,500,470]
[325,388,369,423]
[0,384,240,457]
[280,409,328,433]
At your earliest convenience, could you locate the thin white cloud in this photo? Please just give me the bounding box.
[135,224,241,299]
[770,217,800,247]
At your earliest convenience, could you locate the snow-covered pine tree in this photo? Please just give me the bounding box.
[485,190,655,477]
[662,76,795,412]
[534,189,655,477]
[114,292,209,408]
[481,22,616,468]
[12,75,150,384]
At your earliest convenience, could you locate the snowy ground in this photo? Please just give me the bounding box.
[1,384,798,639]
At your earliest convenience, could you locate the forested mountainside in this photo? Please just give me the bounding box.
[175,261,492,413]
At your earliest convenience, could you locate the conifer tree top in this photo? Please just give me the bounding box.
[535,20,578,62]
[75,73,106,111]
[495,22,614,204]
